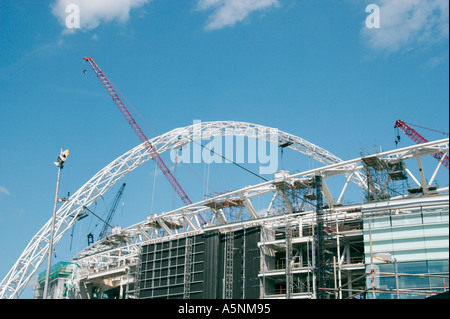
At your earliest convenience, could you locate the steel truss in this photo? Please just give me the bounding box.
[0,120,448,298]
[71,138,448,291]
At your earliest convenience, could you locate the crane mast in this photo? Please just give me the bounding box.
[99,183,126,240]
[394,120,449,169]
[83,57,205,225]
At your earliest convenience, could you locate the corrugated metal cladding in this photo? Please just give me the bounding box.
[138,226,261,299]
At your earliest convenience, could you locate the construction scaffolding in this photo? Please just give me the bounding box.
[183,236,193,299]
[361,147,409,202]
[45,197,447,299]
[258,206,366,299]
[285,218,293,299]
[35,262,78,299]
[225,231,235,299]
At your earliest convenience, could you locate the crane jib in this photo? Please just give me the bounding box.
[83,57,204,224]
[395,120,449,169]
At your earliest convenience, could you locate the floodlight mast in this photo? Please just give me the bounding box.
[43,147,69,299]
[82,57,205,225]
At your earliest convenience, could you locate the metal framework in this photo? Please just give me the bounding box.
[395,120,449,169]
[70,138,448,256]
[70,139,448,298]
[225,231,235,299]
[98,183,126,240]
[0,120,448,299]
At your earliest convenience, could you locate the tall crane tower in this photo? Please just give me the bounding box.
[83,57,205,225]
[394,120,449,169]
[98,183,126,240]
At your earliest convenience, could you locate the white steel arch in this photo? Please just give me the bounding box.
[0,121,363,299]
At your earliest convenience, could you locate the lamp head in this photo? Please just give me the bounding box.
[54,149,69,168]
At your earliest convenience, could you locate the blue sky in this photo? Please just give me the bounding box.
[0,0,448,298]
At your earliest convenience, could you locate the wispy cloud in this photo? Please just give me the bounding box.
[0,40,65,81]
[362,0,449,53]
[0,186,11,196]
[197,0,280,30]
[51,0,150,32]
[422,51,449,69]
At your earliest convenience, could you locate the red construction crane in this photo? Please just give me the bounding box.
[83,57,205,225]
[394,120,449,169]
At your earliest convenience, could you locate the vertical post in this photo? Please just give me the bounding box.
[368,218,376,299]
[225,231,234,299]
[333,256,337,299]
[314,175,325,299]
[285,218,293,299]
[43,148,63,299]
[335,214,342,299]
[261,224,266,299]
[416,157,428,194]
[119,276,124,299]
[394,259,400,299]
[184,236,193,299]
[311,214,316,299]
[242,227,246,299]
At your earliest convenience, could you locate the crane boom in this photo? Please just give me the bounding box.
[83,57,205,225]
[394,120,449,169]
[99,183,126,240]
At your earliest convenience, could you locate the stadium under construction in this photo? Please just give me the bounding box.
[0,58,448,300]
[1,121,447,300]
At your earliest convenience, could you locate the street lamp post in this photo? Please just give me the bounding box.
[373,252,400,299]
[43,148,69,299]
